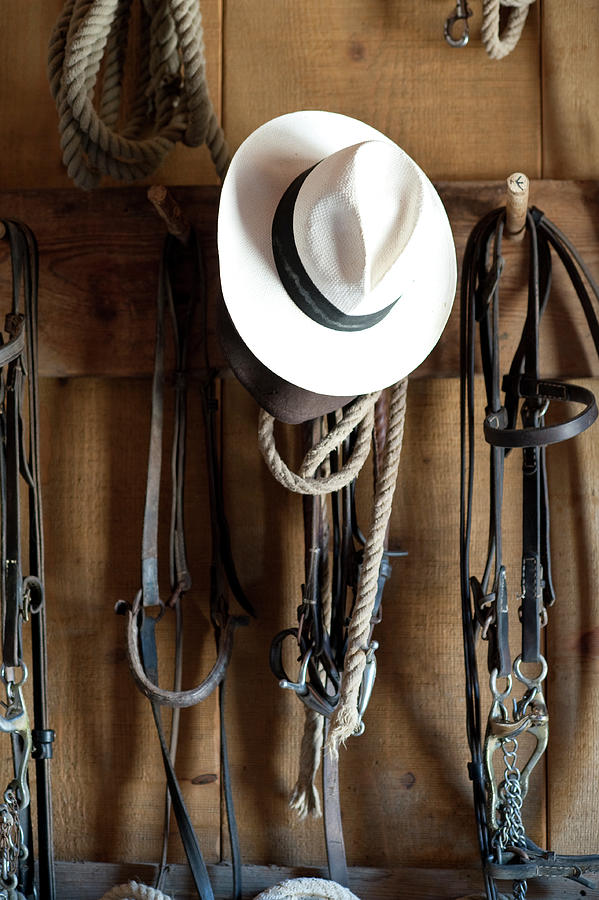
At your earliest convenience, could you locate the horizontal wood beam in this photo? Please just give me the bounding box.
[1,181,598,378]
[55,860,599,898]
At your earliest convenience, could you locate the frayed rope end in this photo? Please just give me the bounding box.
[289,783,322,819]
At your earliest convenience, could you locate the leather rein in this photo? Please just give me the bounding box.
[460,206,599,899]
[121,229,253,899]
[0,221,55,900]
[269,397,402,886]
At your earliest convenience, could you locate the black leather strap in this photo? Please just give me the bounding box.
[484,378,597,447]
[460,203,599,899]
[0,220,55,900]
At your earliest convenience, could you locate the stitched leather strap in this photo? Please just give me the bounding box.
[484,378,597,447]
[460,204,599,900]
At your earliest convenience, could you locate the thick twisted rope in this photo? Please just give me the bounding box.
[254,877,360,899]
[481,0,536,60]
[326,379,408,755]
[99,883,172,900]
[258,393,380,496]
[289,497,331,819]
[48,0,229,188]
[259,381,408,757]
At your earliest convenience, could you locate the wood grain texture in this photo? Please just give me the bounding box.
[542,0,599,178]
[222,0,541,181]
[41,377,222,865]
[0,187,221,377]
[2,181,599,378]
[220,377,545,871]
[545,378,599,856]
[0,0,223,190]
[54,860,599,899]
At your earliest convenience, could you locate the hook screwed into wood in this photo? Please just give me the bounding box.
[505,172,529,241]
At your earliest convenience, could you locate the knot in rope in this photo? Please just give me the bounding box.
[259,381,408,761]
[254,877,361,899]
[258,392,380,496]
[482,0,536,60]
[48,0,229,189]
[99,882,172,900]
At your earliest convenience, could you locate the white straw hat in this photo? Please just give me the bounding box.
[218,111,456,396]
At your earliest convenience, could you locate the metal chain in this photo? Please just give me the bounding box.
[0,789,21,891]
[496,737,528,900]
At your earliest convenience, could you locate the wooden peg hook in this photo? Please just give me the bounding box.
[147,185,191,245]
[505,172,529,241]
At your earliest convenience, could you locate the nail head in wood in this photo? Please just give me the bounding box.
[147,185,191,245]
[505,172,529,241]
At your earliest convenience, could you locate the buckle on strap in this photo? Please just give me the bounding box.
[484,379,598,448]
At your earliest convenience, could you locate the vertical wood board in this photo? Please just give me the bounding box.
[542,0,599,178]
[546,378,599,855]
[0,0,223,190]
[41,377,221,865]
[222,0,541,181]
[220,377,546,869]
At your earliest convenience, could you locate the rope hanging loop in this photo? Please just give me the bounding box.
[253,876,361,899]
[99,882,173,900]
[481,0,536,60]
[48,0,230,188]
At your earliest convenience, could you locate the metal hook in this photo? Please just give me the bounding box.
[354,641,379,736]
[444,0,473,47]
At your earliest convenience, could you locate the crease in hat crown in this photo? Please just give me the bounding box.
[292,140,425,317]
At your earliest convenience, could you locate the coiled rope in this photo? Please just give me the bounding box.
[253,877,361,899]
[258,380,408,757]
[99,882,172,900]
[481,0,536,60]
[48,0,229,189]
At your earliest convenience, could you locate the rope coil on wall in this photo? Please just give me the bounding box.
[48,0,229,189]
[482,0,536,60]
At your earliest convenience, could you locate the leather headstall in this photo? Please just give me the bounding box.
[120,230,254,900]
[269,396,404,886]
[460,206,599,900]
[0,221,55,900]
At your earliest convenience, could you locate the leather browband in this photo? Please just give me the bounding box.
[271,165,399,332]
[484,377,598,447]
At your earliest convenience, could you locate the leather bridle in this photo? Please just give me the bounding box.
[269,398,402,886]
[121,229,254,899]
[0,221,55,900]
[460,205,599,899]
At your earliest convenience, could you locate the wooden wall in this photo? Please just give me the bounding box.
[1,1,599,896]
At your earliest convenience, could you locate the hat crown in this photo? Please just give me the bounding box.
[293,141,424,316]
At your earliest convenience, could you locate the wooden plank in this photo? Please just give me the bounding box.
[542,1,599,178]
[3,181,599,378]
[41,377,221,865]
[0,186,221,377]
[0,0,223,190]
[545,377,599,856]
[54,860,599,898]
[222,0,541,181]
[220,377,546,870]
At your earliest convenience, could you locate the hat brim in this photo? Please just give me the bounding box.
[218,111,456,396]
[218,295,356,424]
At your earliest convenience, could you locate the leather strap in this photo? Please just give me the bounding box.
[460,203,599,899]
[484,378,597,447]
[0,220,55,900]
[125,229,252,899]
